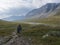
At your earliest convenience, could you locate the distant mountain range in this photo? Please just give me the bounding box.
[2,7,33,21]
[3,16,25,21]
[26,3,60,18]
[2,3,60,21]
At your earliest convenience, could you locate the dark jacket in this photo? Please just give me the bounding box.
[17,25,22,33]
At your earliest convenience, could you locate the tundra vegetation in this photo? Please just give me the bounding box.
[0,15,60,45]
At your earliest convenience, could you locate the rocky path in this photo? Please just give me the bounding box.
[0,32,32,45]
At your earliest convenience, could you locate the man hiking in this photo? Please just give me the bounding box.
[17,24,22,34]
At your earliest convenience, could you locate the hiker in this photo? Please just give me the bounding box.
[17,24,22,33]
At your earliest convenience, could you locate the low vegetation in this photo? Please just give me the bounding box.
[0,20,18,36]
[0,15,60,45]
[25,16,60,25]
[22,24,60,45]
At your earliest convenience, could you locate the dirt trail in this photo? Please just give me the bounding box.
[2,32,31,45]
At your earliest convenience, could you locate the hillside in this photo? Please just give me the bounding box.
[25,16,60,25]
[26,3,60,19]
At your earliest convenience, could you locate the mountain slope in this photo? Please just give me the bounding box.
[26,3,60,18]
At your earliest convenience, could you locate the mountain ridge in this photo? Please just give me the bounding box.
[26,3,60,19]
[2,3,60,21]
[3,16,26,21]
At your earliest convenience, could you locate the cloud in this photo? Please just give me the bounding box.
[0,14,12,19]
[0,0,60,19]
[32,0,60,8]
[0,0,32,11]
[3,7,32,16]
[0,0,60,11]
[0,0,59,11]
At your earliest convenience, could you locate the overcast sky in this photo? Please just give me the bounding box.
[0,0,60,19]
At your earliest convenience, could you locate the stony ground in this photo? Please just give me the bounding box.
[0,32,32,45]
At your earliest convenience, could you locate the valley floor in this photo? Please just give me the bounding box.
[0,20,60,45]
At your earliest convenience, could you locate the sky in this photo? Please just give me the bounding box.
[0,0,60,19]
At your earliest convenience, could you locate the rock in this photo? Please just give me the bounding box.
[42,31,60,38]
